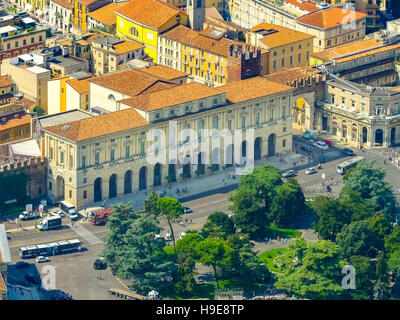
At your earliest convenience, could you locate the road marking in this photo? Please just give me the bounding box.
[72,224,103,245]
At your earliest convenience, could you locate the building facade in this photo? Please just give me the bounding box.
[73,0,111,33]
[91,36,145,76]
[43,76,294,208]
[48,0,74,33]
[247,22,314,74]
[115,0,188,62]
[0,103,31,146]
[316,76,400,147]
[0,25,46,61]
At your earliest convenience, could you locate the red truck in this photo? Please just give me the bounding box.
[89,209,113,225]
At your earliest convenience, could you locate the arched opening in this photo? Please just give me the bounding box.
[362,127,368,144]
[139,166,147,190]
[56,176,65,201]
[154,163,162,187]
[391,127,396,146]
[211,148,220,171]
[268,133,276,157]
[109,174,117,198]
[241,141,247,157]
[124,170,132,194]
[197,152,205,174]
[322,115,328,131]
[94,178,102,202]
[183,156,191,178]
[168,163,176,182]
[254,137,262,161]
[375,129,383,145]
[226,144,234,167]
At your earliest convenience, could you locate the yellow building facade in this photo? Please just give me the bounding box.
[115,0,187,62]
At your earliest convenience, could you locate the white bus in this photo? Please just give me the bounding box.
[336,156,365,175]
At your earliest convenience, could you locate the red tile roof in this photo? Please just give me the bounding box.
[296,7,367,29]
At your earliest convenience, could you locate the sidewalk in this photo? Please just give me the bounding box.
[79,152,308,214]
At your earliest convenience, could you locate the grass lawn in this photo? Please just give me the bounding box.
[258,247,289,272]
[265,224,302,239]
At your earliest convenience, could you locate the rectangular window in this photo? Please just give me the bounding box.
[83,191,87,199]
[282,139,286,148]
[50,146,53,159]
[241,116,246,129]
[95,152,99,165]
[82,156,86,168]
[49,182,52,191]
[256,113,260,125]
[60,151,64,164]
[126,145,130,158]
[110,148,115,161]
[228,119,232,131]
[141,141,145,154]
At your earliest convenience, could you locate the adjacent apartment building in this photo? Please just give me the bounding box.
[73,0,111,33]
[158,25,266,86]
[0,25,46,61]
[48,0,74,33]
[246,22,314,74]
[115,0,188,62]
[91,36,145,75]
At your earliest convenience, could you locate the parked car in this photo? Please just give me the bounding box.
[305,167,317,175]
[342,148,355,155]
[25,273,41,284]
[164,233,172,241]
[282,170,296,178]
[179,232,187,240]
[314,141,329,151]
[15,261,30,269]
[93,257,107,270]
[36,256,50,263]
[51,210,64,217]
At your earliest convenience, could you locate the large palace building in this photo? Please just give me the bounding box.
[42,72,294,208]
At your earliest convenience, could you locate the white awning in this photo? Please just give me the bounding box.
[25,3,33,10]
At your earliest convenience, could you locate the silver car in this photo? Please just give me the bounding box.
[305,167,317,175]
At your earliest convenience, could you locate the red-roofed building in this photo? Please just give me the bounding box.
[296,7,367,52]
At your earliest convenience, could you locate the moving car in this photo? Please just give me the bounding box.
[19,210,41,221]
[16,261,30,269]
[305,167,317,175]
[313,141,329,151]
[93,257,107,270]
[282,170,296,178]
[342,148,355,156]
[36,256,50,263]
[183,207,192,214]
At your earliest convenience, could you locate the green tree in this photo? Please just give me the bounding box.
[156,197,184,247]
[117,210,175,294]
[384,226,400,256]
[311,195,352,241]
[229,165,282,237]
[223,234,270,283]
[201,212,235,239]
[144,191,160,216]
[345,255,376,300]
[102,203,137,271]
[269,179,307,226]
[275,239,344,299]
[174,233,203,295]
[195,237,233,287]
[338,187,375,222]
[367,212,393,238]
[336,220,383,259]
[343,161,398,221]
[388,251,400,272]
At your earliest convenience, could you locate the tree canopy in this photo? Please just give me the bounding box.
[201,212,235,239]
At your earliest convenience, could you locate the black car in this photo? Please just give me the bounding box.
[25,273,41,284]
[16,261,30,269]
[184,207,193,214]
[342,148,355,155]
[94,258,107,270]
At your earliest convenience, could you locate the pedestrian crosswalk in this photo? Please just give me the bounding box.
[72,224,103,246]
